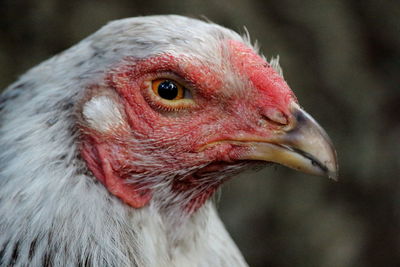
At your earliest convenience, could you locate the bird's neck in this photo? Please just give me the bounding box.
[129,201,248,267]
[0,163,247,266]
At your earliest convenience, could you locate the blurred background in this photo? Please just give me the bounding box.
[1,0,399,266]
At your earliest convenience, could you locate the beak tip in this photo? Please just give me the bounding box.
[328,170,339,181]
[327,151,339,181]
[322,153,338,181]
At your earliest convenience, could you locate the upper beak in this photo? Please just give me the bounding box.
[243,103,338,180]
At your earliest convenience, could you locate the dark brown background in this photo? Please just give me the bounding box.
[1,0,399,266]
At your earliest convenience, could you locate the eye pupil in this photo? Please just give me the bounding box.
[158,80,178,100]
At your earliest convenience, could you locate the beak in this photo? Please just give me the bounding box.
[243,103,338,180]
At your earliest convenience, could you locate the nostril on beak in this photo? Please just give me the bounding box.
[262,108,288,126]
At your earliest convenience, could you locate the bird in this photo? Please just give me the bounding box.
[0,15,337,267]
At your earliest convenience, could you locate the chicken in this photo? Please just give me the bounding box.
[0,15,337,266]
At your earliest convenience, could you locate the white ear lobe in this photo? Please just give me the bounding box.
[83,96,126,132]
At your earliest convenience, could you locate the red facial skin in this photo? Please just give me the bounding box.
[80,40,296,211]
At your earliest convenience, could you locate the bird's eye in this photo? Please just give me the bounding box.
[146,77,194,111]
[152,79,185,100]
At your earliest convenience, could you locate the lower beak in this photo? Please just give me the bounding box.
[242,103,338,180]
